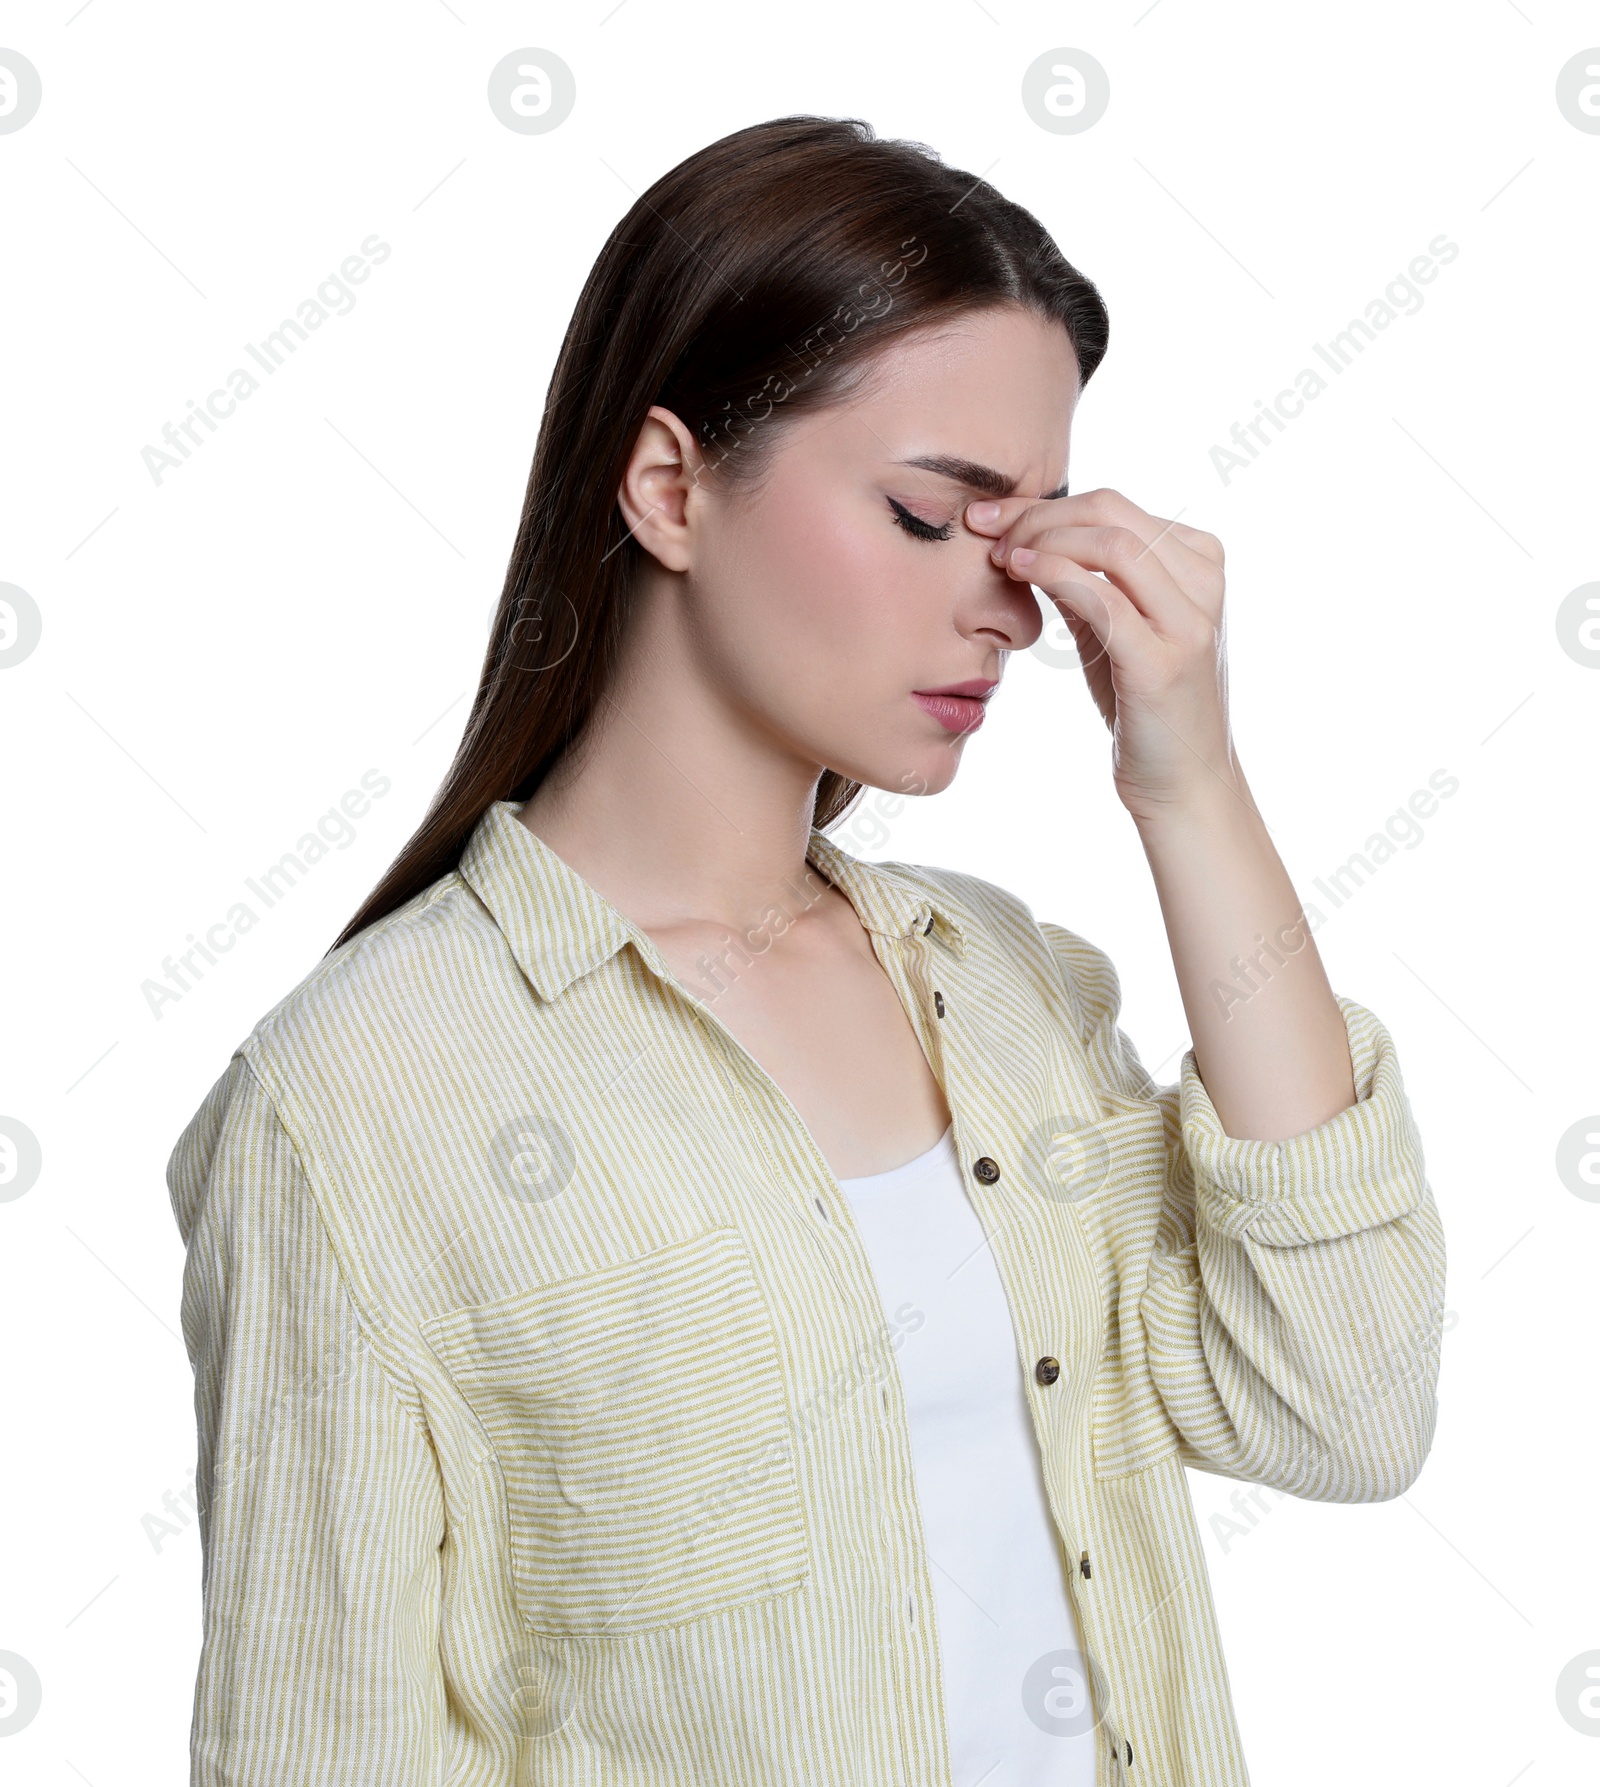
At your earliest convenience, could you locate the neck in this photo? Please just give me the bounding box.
[517,584,832,933]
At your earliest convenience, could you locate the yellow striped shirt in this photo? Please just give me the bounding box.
[167,797,1446,1785]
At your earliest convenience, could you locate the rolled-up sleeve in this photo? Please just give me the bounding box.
[1046,924,1448,1503]
[167,1057,448,1785]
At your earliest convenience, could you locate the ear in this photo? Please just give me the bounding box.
[616,404,707,575]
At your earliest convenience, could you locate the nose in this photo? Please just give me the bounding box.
[959,561,1045,653]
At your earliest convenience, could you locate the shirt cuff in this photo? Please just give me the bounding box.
[1178,996,1429,1247]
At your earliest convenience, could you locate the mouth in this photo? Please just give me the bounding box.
[910,678,999,736]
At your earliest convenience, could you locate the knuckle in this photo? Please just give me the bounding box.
[1078,486,1120,521]
[1178,614,1218,654]
[1186,564,1223,604]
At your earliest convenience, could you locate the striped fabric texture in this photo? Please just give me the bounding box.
[167,797,1447,1786]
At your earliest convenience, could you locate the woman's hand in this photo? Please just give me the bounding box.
[967,486,1357,1141]
[964,487,1236,825]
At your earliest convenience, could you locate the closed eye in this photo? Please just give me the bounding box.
[886,495,955,543]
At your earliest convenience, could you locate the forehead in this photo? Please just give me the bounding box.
[799,307,1080,480]
[869,307,1081,388]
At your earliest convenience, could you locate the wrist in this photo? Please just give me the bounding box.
[1123,766,1258,838]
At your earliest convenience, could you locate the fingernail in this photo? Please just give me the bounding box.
[1011,547,1038,568]
[967,500,1001,525]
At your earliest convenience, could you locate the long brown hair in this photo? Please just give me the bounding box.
[330,114,1109,953]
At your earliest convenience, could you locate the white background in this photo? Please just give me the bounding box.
[2,3,1597,1782]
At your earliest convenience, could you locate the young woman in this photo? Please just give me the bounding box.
[168,116,1446,1786]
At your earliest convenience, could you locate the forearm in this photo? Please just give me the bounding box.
[1133,761,1354,1142]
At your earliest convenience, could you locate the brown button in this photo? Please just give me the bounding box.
[1035,1355,1061,1385]
[933,991,945,1019]
[972,1156,1000,1184]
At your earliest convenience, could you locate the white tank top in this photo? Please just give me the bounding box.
[838,1125,1099,1787]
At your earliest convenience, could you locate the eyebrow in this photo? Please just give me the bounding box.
[896,453,1069,502]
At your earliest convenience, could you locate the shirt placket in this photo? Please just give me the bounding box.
[885,910,1130,1787]
[857,910,970,1785]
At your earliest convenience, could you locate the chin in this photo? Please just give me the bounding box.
[832,737,966,803]
[915,753,965,797]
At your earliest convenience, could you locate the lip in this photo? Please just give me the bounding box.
[911,677,999,735]
[915,675,1001,696]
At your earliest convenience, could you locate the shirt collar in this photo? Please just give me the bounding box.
[457,799,967,1004]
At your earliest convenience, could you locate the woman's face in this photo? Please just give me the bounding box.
[625,303,1081,800]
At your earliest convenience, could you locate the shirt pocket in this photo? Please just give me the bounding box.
[421,1224,811,1637]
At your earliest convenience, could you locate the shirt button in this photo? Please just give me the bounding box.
[1035,1355,1061,1385]
[933,991,945,1019]
[972,1156,1000,1184]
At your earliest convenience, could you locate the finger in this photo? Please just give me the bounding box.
[1044,487,1217,556]
[979,489,1224,604]
[1053,596,1114,678]
[1163,519,1223,564]
[965,487,1189,542]
[1008,527,1204,643]
[1065,487,1224,571]
[1059,493,1225,613]
[963,494,1046,535]
[1006,547,1144,664]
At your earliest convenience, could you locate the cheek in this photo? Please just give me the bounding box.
[733,489,927,663]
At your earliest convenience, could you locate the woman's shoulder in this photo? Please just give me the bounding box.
[165,865,512,1209]
[211,865,503,1094]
